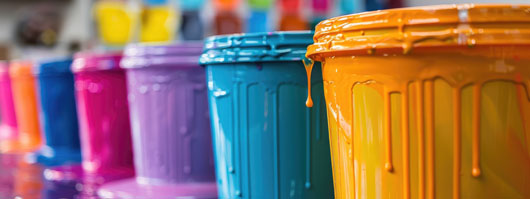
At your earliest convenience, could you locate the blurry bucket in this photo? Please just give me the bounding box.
[98,43,217,198]
[0,62,18,152]
[9,61,42,152]
[34,58,81,166]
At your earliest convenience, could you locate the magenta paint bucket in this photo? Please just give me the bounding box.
[0,61,18,152]
[97,43,217,198]
[44,52,134,194]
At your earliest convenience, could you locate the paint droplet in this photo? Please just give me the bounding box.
[385,162,394,172]
[303,58,315,108]
[472,168,481,177]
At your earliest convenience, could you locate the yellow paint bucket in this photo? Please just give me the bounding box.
[306,4,530,199]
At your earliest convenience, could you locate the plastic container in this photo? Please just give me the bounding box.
[213,0,240,12]
[181,10,204,40]
[179,0,205,11]
[44,52,134,189]
[312,0,329,15]
[338,0,364,14]
[247,10,269,33]
[306,4,530,198]
[140,5,178,42]
[0,62,18,153]
[97,43,217,198]
[214,11,242,35]
[94,1,138,46]
[9,61,42,152]
[249,0,273,10]
[33,58,81,167]
[200,31,334,199]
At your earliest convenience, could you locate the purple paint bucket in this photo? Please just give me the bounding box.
[43,52,134,195]
[98,43,217,198]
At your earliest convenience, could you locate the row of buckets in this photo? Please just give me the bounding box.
[2,4,530,199]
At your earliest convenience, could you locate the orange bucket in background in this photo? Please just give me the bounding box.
[306,4,530,199]
[9,61,42,152]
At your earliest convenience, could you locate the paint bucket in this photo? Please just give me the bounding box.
[33,58,81,167]
[9,61,42,152]
[44,52,134,191]
[0,62,19,153]
[306,5,530,198]
[94,1,138,46]
[200,31,334,199]
[97,43,217,198]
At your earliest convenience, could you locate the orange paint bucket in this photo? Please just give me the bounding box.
[9,61,42,152]
[306,4,530,199]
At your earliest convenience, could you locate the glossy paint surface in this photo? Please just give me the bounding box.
[72,53,134,176]
[0,62,18,152]
[307,4,530,199]
[206,62,334,199]
[98,43,217,198]
[35,58,81,166]
[9,61,42,152]
[126,67,215,185]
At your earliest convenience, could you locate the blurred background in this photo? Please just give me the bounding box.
[0,0,526,61]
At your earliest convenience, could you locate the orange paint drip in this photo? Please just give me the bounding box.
[415,81,425,199]
[306,4,530,198]
[425,80,435,199]
[401,87,410,199]
[303,58,314,108]
[472,84,482,177]
[384,90,393,172]
[452,88,462,199]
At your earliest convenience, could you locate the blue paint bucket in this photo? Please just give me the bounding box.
[34,58,81,167]
[200,31,334,199]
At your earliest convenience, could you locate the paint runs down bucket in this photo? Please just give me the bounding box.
[306,4,530,199]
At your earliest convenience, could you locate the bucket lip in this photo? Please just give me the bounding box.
[72,51,123,73]
[199,31,314,65]
[121,42,203,69]
[307,4,530,60]
[34,56,74,76]
[9,60,34,77]
[0,60,8,74]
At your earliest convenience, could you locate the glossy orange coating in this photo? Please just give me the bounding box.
[306,4,530,199]
[9,61,42,152]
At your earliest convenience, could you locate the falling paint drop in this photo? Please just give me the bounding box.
[303,58,314,108]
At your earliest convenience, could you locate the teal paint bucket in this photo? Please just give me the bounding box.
[200,31,334,199]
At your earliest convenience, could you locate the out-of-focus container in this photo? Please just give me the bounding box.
[9,61,42,152]
[94,1,138,46]
[97,43,217,198]
[34,58,81,167]
[140,5,178,42]
[72,52,134,176]
[306,4,530,198]
[200,31,334,199]
[43,52,134,193]
[247,10,269,33]
[214,0,240,12]
[0,62,18,153]
[181,10,204,40]
[214,11,242,35]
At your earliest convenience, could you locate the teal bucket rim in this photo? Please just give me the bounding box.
[199,31,314,65]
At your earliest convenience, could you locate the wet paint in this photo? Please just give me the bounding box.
[97,43,217,198]
[34,58,81,167]
[9,61,42,152]
[306,4,530,199]
[201,31,334,199]
[0,62,18,153]
[45,52,135,190]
